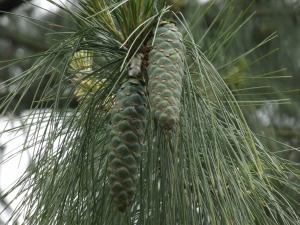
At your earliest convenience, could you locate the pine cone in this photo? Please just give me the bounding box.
[108,78,147,212]
[147,22,185,130]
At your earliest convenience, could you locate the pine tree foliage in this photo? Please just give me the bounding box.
[0,0,299,224]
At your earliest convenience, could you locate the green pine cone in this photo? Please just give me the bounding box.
[108,78,147,212]
[147,22,185,130]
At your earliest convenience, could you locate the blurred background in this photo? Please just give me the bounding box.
[0,0,299,224]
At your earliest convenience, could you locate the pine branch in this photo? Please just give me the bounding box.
[1,1,300,224]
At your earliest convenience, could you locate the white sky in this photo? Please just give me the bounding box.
[0,117,29,224]
[31,0,68,18]
[33,0,66,11]
[0,110,63,224]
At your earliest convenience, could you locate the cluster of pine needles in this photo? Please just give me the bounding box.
[0,0,299,224]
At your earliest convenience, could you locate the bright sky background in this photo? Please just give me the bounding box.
[33,0,66,10]
[0,117,29,224]
[0,111,60,224]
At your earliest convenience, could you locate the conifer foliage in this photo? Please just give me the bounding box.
[0,0,300,224]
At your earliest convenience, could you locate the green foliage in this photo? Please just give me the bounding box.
[0,0,299,225]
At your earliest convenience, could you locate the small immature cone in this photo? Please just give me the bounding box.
[108,77,147,212]
[147,22,185,130]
